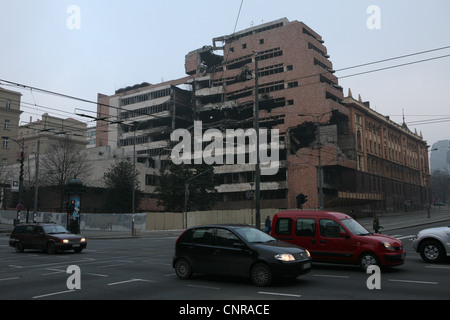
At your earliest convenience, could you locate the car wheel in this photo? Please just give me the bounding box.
[46,242,56,254]
[250,263,273,287]
[15,241,24,253]
[359,252,379,271]
[419,240,444,263]
[174,258,193,279]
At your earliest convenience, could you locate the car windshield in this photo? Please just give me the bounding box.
[234,227,276,243]
[340,218,372,236]
[43,225,70,234]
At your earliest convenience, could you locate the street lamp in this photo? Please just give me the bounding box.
[184,168,212,229]
[297,109,337,210]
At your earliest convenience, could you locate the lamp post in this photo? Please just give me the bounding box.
[131,121,140,236]
[33,140,40,222]
[184,168,212,229]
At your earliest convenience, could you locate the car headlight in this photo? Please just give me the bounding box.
[275,253,295,261]
[381,241,395,251]
[62,239,70,244]
[305,249,311,258]
[80,238,86,242]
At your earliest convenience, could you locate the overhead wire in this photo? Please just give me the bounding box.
[1,44,449,129]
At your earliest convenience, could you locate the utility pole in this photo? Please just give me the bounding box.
[33,140,40,222]
[254,51,261,229]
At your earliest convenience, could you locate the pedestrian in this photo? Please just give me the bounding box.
[349,209,357,220]
[264,215,271,233]
[373,215,383,233]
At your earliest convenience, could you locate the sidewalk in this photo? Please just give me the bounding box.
[1,208,449,239]
[356,207,450,232]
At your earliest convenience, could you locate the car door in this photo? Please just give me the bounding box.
[31,226,46,250]
[294,217,319,256]
[20,225,35,249]
[316,218,356,263]
[211,228,250,277]
[185,227,215,274]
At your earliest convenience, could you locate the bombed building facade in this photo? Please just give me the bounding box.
[96,18,430,213]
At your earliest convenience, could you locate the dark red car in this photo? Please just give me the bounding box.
[271,211,405,270]
[9,223,87,254]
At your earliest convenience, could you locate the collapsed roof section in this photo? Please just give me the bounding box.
[185,46,224,76]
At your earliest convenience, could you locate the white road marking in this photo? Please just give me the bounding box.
[187,284,220,290]
[313,274,349,279]
[32,290,75,299]
[258,291,302,298]
[107,278,155,286]
[388,279,438,285]
[0,277,20,281]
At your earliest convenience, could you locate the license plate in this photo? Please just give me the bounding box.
[303,262,311,269]
[72,244,80,247]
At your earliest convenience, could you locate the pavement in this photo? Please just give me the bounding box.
[1,207,449,240]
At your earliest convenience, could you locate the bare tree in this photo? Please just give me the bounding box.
[431,169,450,205]
[39,137,92,211]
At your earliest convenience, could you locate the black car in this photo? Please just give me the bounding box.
[9,223,87,254]
[173,224,311,286]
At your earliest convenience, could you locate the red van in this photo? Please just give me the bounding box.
[270,210,405,270]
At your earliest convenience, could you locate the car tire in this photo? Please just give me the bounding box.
[250,263,273,287]
[359,252,379,271]
[419,240,444,263]
[15,241,24,253]
[46,242,56,254]
[174,258,193,279]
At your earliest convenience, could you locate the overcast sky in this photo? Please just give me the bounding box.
[1,0,449,146]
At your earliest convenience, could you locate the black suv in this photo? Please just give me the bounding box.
[9,223,87,254]
[173,224,311,286]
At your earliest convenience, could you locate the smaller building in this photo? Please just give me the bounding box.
[18,113,87,156]
[342,90,431,212]
[0,87,22,166]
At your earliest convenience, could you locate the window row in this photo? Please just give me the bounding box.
[120,88,171,106]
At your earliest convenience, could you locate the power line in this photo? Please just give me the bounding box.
[335,45,450,72]
[1,45,449,121]
[339,54,450,79]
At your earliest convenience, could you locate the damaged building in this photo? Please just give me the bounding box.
[96,18,430,213]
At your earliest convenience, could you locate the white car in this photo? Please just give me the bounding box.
[412,226,450,263]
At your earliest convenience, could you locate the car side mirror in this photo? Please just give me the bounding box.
[339,231,350,239]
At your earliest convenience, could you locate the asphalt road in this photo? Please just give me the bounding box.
[1,221,449,304]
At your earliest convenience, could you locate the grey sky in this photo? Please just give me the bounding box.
[1,0,449,145]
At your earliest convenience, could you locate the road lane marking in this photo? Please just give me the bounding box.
[32,290,75,299]
[313,274,349,279]
[0,277,20,281]
[187,284,220,290]
[396,235,415,240]
[107,278,155,286]
[98,263,127,268]
[85,272,109,277]
[388,279,438,285]
[425,265,450,270]
[258,291,302,298]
